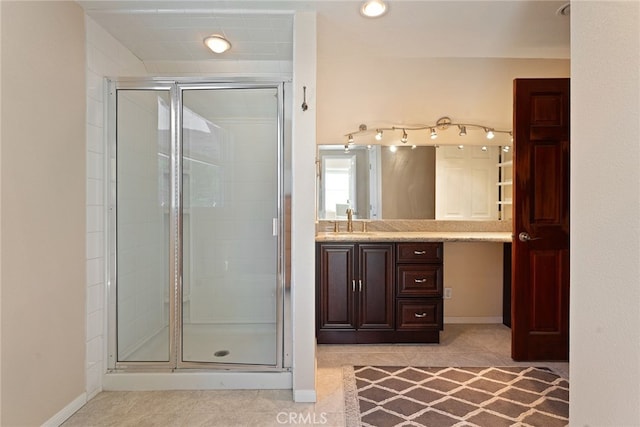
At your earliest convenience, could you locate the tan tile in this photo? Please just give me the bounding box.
[63,324,568,427]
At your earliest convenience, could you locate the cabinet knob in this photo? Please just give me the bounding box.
[414,312,427,318]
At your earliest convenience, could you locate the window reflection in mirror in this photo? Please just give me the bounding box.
[317,145,436,220]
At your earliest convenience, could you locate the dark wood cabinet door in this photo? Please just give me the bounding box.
[357,244,395,330]
[317,244,357,331]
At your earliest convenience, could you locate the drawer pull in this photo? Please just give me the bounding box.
[414,312,427,318]
[359,279,363,292]
[413,250,426,255]
[352,280,356,292]
[414,278,427,283]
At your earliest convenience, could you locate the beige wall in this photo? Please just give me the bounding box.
[443,242,503,321]
[1,2,86,425]
[317,54,570,146]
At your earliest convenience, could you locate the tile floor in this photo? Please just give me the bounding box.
[62,324,568,426]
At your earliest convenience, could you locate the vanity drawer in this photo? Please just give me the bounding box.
[397,265,442,297]
[396,243,442,263]
[396,299,442,330]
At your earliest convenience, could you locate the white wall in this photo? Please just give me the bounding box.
[187,119,278,326]
[1,2,86,425]
[291,11,317,403]
[570,1,640,424]
[84,16,148,398]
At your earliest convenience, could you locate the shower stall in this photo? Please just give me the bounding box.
[106,79,291,373]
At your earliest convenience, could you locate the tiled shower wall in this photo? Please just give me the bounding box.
[85,16,147,398]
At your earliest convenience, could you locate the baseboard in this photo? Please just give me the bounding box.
[293,389,317,403]
[444,316,503,324]
[42,393,86,427]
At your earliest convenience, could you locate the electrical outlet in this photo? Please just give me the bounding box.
[444,288,452,299]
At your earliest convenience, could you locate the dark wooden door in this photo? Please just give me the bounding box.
[316,243,357,331]
[357,244,394,330]
[512,78,570,361]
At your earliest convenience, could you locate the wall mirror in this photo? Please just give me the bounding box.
[317,144,512,221]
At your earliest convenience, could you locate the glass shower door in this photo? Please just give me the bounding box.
[116,89,172,363]
[180,86,281,366]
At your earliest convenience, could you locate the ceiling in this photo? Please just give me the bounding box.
[78,1,571,63]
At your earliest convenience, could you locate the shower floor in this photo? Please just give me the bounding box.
[124,323,277,366]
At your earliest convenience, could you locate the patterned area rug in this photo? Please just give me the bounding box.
[344,366,569,427]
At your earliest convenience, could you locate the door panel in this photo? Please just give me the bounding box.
[116,89,172,363]
[358,244,394,330]
[180,86,280,365]
[317,244,356,330]
[512,78,570,361]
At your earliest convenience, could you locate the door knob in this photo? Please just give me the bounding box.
[518,232,541,242]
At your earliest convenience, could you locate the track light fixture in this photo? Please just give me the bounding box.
[485,129,495,139]
[343,116,511,146]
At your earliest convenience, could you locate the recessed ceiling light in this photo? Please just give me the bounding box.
[361,0,387,18]
[203,35,231,53]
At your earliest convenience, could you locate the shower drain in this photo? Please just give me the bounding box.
[214,350,230,357]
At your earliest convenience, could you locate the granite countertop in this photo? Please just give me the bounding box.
[315,231,513,243]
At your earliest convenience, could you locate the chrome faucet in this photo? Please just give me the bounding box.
[346,208,353,232]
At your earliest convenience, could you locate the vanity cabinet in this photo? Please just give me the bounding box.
[316,241,443,344]
[316,243,394,344]
[395,243,443,335]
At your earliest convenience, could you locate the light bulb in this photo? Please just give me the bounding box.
[348,134,354,144]
[389,145,398,153]
[458,125,467,136]
[458,145,464,150]
[430,128,438,140]
[375,129,383,141]
[481,146,488,151]
[361,0,387,17]
[486,129,495,139]
[401,130,408,143]
[204,35,231,53]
